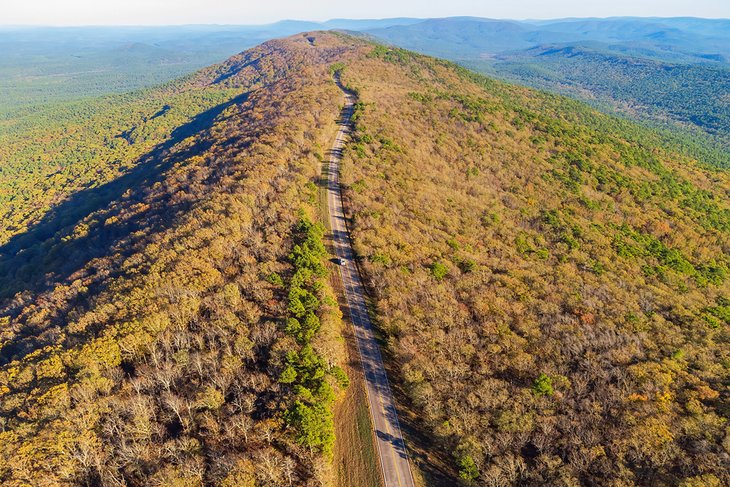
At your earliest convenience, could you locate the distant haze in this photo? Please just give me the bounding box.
[1,0,728,26]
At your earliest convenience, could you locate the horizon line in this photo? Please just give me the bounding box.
[1,14,728,29]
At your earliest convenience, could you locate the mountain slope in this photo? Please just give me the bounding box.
[0,20,422,115]
[366,17,730,167]
[485,44,730,146]
[334,45,729,484]
[0,33,360,486]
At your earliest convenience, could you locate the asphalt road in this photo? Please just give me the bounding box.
[327,77,416,487]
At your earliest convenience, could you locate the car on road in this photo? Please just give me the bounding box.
[335,257,345,265]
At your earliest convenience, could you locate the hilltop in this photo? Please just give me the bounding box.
[0,32,728,486]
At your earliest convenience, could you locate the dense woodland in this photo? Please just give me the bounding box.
[0,34,357,485]
[480,47,730,165]
[494,47,730,137]
[337,43,730,485]
[0,31,729,486]
[366,17,730,169]
[0,26,258,116]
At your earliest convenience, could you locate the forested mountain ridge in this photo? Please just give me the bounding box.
[365,17,730,167]
[334,44,729,484]
[0,20,421,115]
[480,44,730,154]
[0,31,728,486]
[7,18,729,169]
[0,33,360,485]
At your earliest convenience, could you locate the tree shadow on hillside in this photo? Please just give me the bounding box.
[0,92,248,356]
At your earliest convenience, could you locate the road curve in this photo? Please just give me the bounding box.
[327,77,416,487]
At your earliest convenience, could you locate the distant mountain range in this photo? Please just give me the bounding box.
[0,19,422,113]
[1,17,729,164]
[366,17,730,60]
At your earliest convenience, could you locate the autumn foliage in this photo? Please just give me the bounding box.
[0,34,355,486]
[338,42,730,485]
[0,31,728,486]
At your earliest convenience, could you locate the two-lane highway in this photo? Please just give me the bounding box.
[327,78,416,487]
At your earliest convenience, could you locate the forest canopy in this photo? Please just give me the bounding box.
[0,31,728,486]
[0,33,356,486]
[338,41,730,485]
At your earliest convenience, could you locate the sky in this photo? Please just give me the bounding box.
[1,0,729,26]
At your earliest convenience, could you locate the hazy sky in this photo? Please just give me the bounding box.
[2,0,729,26]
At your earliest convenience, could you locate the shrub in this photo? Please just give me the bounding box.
[329,62,346,75]
[430,261,448,281]
[330,366,350,389]
[457,454,479,482]
[459,258,477,273]
[532,373,554,396]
